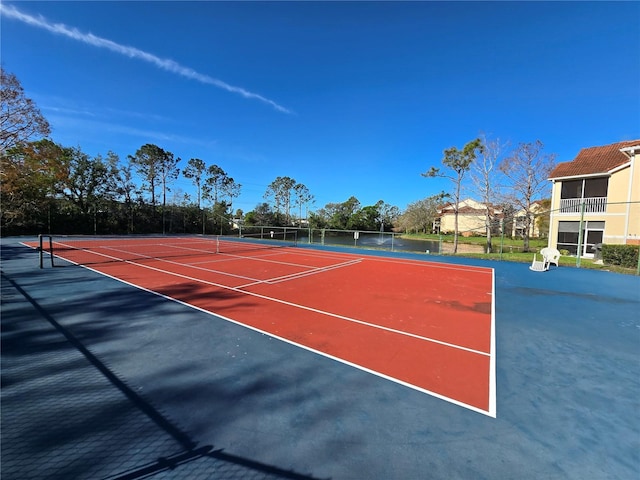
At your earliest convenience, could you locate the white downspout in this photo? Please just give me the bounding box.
[621,146,638,244]
[548,178,557,249]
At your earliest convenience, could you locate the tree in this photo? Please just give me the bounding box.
[128,144,179,233]
[128,144,164,206]
[60,147,118,216]
[293,183,314,224]
[182,158,206,208]
[203,164,230,206]
[1,68,50,154]
[245,202,278,226]
[308,211,328,229]
[321,196,361,230]
[51,147,122,233]
[422,138,482,253]
[349,204,380,231]
[471,135,507,253]
[182,158,208,233]
[157,149,181,234]
[114,156,139,233]
[398,194,446,234]
[0,139,65,232]
[376,200,400,231]
[265,176,297,224]
[222,177,242,212]
[499,140,556,251]
[202,165,234,233]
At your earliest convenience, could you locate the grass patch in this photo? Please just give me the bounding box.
[451,251,637,274]
[399,233,637,275]
[401,233,547,249]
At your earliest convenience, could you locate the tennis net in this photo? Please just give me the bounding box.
[216,230,298,254]
[37,232,297,268]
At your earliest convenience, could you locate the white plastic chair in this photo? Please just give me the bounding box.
[540,247,561,267]
[529,254,549,272]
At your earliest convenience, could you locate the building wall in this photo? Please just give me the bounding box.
[626,151,640,244]
[439,213,487,235]
[548,152,639,254]
[511,203,546,238]
[603,167,631,244]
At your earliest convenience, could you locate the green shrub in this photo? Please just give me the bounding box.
[602,244,639,268]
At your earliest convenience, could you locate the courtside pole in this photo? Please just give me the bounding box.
[38,234,53,268]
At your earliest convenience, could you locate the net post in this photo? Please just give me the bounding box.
[49,236,54,267]
[38,234,54,268]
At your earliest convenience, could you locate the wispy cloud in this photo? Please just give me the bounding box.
[1,3,293,114]
[36,94,169,122]
[47,112,218,150]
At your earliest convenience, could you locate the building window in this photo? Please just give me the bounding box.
[584,177,608,197]
[560,177,609,199]
[561,180,583,199]
[557,220,605,256]
[557,221,579,254]
[559,177,609,213]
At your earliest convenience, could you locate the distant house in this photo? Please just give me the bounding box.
[548,140,640,257]
[511,200,548,239]
[433,199,503,236]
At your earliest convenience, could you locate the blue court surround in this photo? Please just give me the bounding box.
[2,237,639,479]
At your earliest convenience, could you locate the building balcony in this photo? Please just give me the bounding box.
[559,197,607,214]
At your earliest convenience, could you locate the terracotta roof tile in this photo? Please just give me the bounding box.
[550,140,640,179]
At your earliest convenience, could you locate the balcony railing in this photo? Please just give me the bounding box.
[559,197,607,213]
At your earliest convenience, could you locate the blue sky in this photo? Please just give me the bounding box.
[2,1,639,214]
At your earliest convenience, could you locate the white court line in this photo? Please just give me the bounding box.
[99,245,263,284]
[291,247,494,274]
[97,240,217,257]
[53,241,489,358]
[488,268,497,418]
[215,249,333,269]
[103,244,360,287]
[237,258,363,288]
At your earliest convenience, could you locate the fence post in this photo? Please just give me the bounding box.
[500,219,504,261]
[39,234,43,269]
[576,201,586,268]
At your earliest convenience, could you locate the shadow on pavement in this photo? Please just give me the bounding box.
[1,270,327,480]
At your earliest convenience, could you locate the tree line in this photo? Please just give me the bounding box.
[1,67,556,247]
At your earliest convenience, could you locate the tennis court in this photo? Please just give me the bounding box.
[2,235,638,479]
[30,234,496,416]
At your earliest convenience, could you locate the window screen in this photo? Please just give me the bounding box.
[583,177,608,197]
[558,221,580,232]
[560,180,582,199]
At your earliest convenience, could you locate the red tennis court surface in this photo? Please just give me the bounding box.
[31,236,496,416]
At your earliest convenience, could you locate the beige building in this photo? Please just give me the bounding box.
[548,140,640,257]
[434,199,503,236]
[511,200,548,239]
